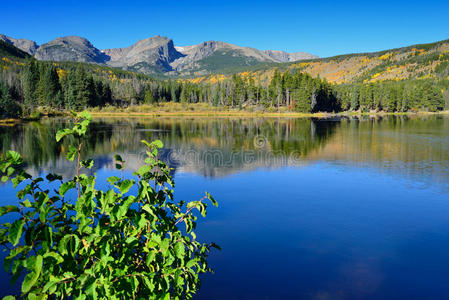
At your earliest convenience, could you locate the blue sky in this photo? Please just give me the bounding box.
[1,0,449,58]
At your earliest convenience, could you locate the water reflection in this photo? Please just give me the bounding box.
[0,117,339,178]
[1,115,448,187]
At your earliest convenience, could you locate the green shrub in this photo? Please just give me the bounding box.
[0,111,219,299]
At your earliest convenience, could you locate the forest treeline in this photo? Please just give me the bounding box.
[0,57,448,118]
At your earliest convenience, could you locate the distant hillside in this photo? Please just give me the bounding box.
[0,34,38,55]
[189,39,449,84]
[0,39,31,59]
[288,39,449,83]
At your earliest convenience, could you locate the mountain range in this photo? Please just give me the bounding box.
[2,33,448,85]
[0,34,317,76]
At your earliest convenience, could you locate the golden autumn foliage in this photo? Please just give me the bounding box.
[379,53,393,60]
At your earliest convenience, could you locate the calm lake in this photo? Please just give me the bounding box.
[1,115,449,299]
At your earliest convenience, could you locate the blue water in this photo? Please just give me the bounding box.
[189,164,449,299]
[1,116,449,299]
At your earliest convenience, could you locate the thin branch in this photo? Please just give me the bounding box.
[77,142,82,199]
[174,196,206,226]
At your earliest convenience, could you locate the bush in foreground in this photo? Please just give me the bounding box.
[0,111,218,299]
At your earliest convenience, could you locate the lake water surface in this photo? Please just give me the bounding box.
[1,115,449,299]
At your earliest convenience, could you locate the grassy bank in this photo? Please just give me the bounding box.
[2,103,449,123]
[88,102,329,118]
[88,103,449,118]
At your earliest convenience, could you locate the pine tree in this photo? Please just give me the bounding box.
[22,59,39,109]
[74,67,89,108]
[144,89,154,104]
[64,71,77,109]
[0,80,20,117]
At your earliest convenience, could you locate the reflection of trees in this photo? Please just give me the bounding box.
[0,117,339,178]
[3,115,447,183]
[309,115,449,188]
[151,118,339,177]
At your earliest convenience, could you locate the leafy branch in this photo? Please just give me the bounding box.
[0,111,219,299]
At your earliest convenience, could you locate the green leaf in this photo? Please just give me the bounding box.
[81,159,94,169]
[46,173,62,182]
[0,205,19,217]
[42,278,59,293]
[160,239,169,256]
[151,140,163,149]
[125,237,138,245]
[80,119,90,129]
[85,281,98,300]
[58,236,69,256]
[207,192,218,207]
[104,189,115,206]
[119,180,134,194]
[33,255,43,275]
[21,255,42,293]
[146,251,156,266]
[7,245,28,259]
[55,128,72,142]
[66,145,77,161]
[21,200,32,208]
[2,296,16,300]
[10,171,31,188]
[8,219,25,246]
[43,252,64,264]
[107,176,120,185]
[174,242,185,259]
[6,167,14,176]
[186,259,197,268]
[77,110,91,121]
[143,276,155,292]
[7,151,22,164]
[140,140,151,148]
[136,165,152,176]
[114,154,123,162]
[59,181,76,196]
[117,196,135,219]
[58,234,80,257]
[22,272,39,293]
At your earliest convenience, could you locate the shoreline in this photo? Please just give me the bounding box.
[1,109,449,123]
[88,110,449,119]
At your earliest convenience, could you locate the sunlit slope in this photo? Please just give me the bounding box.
[189,39,449,84]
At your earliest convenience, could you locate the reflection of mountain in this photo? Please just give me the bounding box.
[1,116,448,185]
[0,118,337,178]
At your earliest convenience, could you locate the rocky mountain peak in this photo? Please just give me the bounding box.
[101,35,184,73]
[1,33,319,75]
[34,36,109,64]
[263,50,318,62]
[0,34,39,55]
